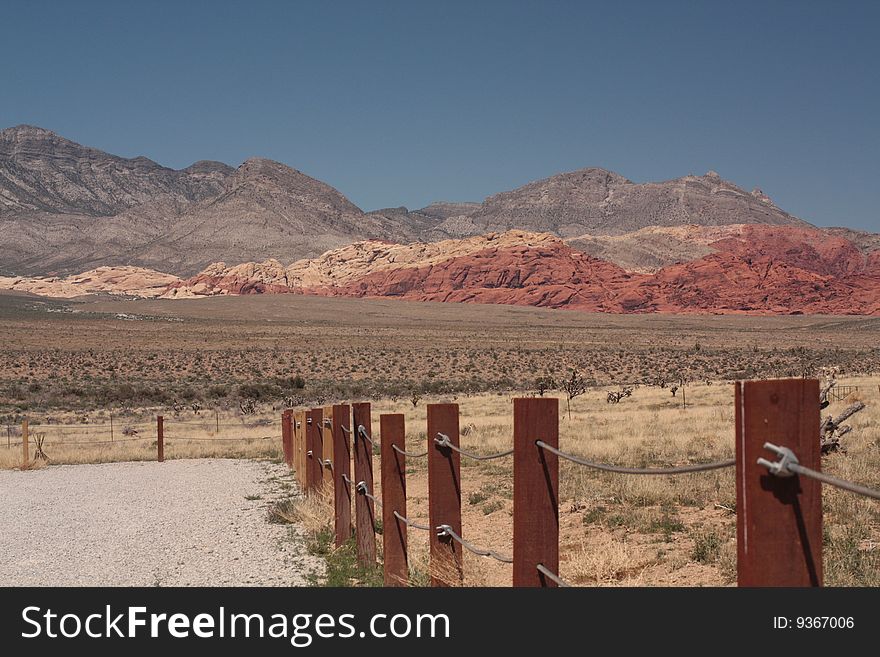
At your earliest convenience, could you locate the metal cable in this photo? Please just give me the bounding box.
[393,511,431,531]
[757,443,880,500]
[788,464,880,500]
[168,421,269,428]
[32,436,153,446]
[392,444,428,458]
[436,524,512,563]
[355,481,382,507]
[28,422,155,430]
[355,481,382,508]
[536,564,572,588]
[168,436,275,442]
[536,441,735,475]
[341,425,351,434]
[357,425,376,446]
[435,433,513,461]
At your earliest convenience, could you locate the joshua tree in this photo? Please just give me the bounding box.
[606,386,634,404]
[561,369,588,420]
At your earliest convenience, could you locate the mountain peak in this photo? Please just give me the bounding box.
[1,124,60,138]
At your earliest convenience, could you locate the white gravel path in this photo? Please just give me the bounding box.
[0,459,324,586]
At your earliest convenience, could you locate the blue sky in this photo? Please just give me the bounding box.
[1,0,877,230]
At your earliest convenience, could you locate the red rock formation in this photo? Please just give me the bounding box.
[316,242,646,312]
[25,226,876,316]
[311,225,880,315]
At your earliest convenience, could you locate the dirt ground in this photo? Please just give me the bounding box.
[2,291,879,414]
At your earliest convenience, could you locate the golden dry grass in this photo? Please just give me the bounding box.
[362,375,878,586]
[0,409,282,469]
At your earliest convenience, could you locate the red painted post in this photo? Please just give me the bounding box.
[313,407,329,488]
[308,408,324,492]
[331,404,352,547]
[294,411,307,488]
[427,403,462,586]
[157,415,165,463]
[381,414,408,586]
[352,403,377,566]
[513,397,559,587]
[281,410,293,468]
[322,406,335,485]
[736,379,822,586]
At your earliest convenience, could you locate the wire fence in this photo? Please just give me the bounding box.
[535,440,736,475]
[7,413,283,464]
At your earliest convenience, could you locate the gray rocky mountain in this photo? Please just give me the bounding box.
[1,125,816,277]
[461,168,808,237]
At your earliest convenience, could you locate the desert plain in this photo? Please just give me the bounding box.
[1,291,877,586]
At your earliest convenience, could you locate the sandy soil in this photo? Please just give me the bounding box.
[0,458,323,586]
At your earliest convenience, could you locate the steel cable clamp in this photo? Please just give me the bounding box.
[757,442,799,477]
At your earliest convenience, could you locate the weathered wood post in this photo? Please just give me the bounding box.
[305,409,323,492]
[331,404,352,547]
[736,379,822,586]
[513,397,559,587]
[427,403,462,586]
[321,406,334,486]
[294,410,307,488]
[381,414,408,586]
[352,402,377,566]
[157,415,165,463]
[21,419,29,466]
[281,410,293,468]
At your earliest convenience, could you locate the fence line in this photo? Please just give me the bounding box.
[13,379,878,586]
[282,378,878,588]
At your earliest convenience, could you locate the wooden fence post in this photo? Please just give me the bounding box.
[352,403,377,566]
[157,415,164,463]
[322,406,335,488]
[294,411,306,488]
[21,419,29,466]
[427,403,462,586]
[736,378,822,586]
[381,413,408,586]
[513,397,559,587]
[331,404,352,547]
[305,409,323,493]
[281,410,293,468]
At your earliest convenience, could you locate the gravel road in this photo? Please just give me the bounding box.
[0,459,324,586]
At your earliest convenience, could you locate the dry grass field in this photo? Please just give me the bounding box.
[1,291,878,586]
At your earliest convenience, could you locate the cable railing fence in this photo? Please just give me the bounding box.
[280,379,878,588]
[12,379,878,586]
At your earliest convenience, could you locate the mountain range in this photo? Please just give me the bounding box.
[3,124,809,276]
[1,124,877,315]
